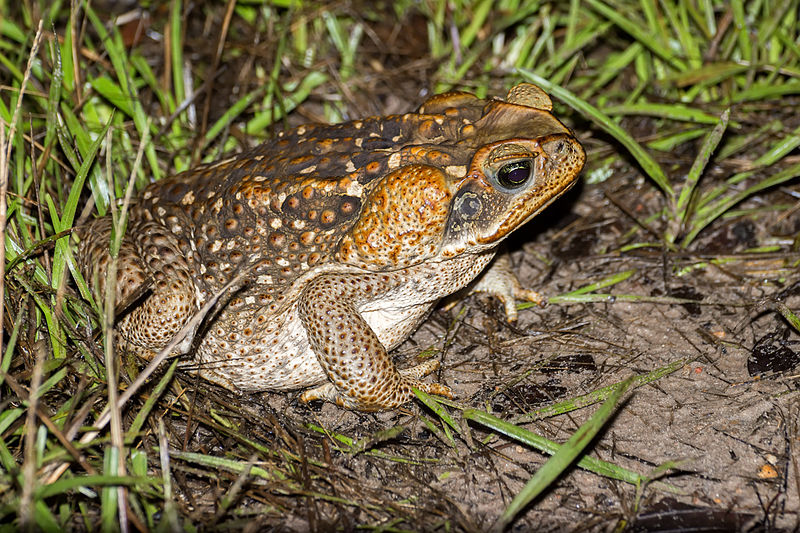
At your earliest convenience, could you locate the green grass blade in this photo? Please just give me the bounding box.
[33,500,62,533]
[464,409,647,485]
[519,70,673,198]
[36,475,157,500]
[100,447,119,533]
[127,360,179,437]
[585,0,684,70]
[58,115,112,230]
[0,17,26,43]
[647,128,706,151]
[460,0,493,50]
[777,303,800,334]
[516,357,690,422]
[490,377,634,531]
[603,103,726,125]
[554,269,636,298]
[667,108,730,244]
[167,450,285,482]
[169,0,185,107]
[414,388,462,436]
[89,77,134,117]
[682,161,800,247]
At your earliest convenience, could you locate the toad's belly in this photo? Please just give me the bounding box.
[191,305,325,391]
[190,298,437,392]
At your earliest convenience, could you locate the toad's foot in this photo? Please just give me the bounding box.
[300,359,453,411]
[469,252,544,322]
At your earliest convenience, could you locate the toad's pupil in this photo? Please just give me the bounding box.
[498,160,532,188]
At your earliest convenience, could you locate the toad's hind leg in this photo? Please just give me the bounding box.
[77,217,200,358]
[297,274,452,411]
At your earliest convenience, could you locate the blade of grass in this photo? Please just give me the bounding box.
[489,377,634,532]
[127,359,179,437]
[519,70,673,199]
[85,5,161,182]
[166,449,285,482]
[414,387,462,436]
[464,409,650,486]
[36,475,157,500]
[682,161,800,247]
[603,103,726,125]
[776,303,800,334]
[666,108,730,243]
[516,357,691,422]
[561,269,635,297]
[585,0,684,70]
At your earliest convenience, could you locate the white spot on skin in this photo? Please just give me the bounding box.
[296,126,306,135]
[299,165,316,174]
[346,160,356,172]
[181,191,195,205]
[291,220,305,230]
[388,153,402,169]
[210,240,223,253]
[195,286,205,306]
[245,296,255,304]
[253,175,267,181]
[171,225,182,234]
[270,218,282,229]
[257,275,273,284]
[355,138,363,148]
[276,258,289,267]
[346,180,363,197]
[212,198,223,213]
[157,207,166,217]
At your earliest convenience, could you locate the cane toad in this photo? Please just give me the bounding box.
[77,83,585,410]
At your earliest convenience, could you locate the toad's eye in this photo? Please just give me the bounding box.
[497,160,532,189]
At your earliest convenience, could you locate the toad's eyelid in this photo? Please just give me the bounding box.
[486,151,537,167]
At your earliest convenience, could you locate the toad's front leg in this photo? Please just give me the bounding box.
[297,274,452,411]
[469,251,545,322]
